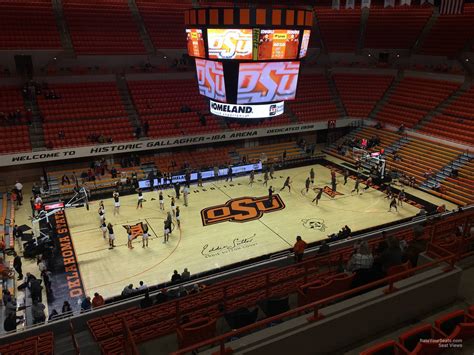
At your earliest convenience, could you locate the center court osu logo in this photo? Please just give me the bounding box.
[201,195,285,226]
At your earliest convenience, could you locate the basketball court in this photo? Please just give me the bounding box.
[53,163,423,300]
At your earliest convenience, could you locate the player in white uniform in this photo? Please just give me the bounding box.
[100,219,107,238]
[113,191,120,215]
[136,188,144,209]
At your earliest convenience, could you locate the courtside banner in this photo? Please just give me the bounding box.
[0,119,361,167]
[210,100,284,119]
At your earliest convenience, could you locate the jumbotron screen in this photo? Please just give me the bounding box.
[207,29,253,60]
[257,29,300,60]
[195,58,227,102]
[237,62,300,104]
[186,29,205,58]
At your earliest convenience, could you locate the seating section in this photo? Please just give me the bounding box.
[0,0,61,49]
[364,7,432,49]
[143,147,233,173]
[436,159,474,206]
[38,81,133,148]
[290,75,339,122]
[420,86,474,145]
[235,141,305,163]
[63,0,145,54]
[333,74,393,117]
[0,86,27,123]
[375,77,459,127]
[87,226,421,353]
[360,307,474,354]
[325,126,471,205]
[127,79,218,138]
[0,125,32,154]
[420,5,474,57]
[316,9,361,52]
[0,332,54,355]
[135,0,189,49]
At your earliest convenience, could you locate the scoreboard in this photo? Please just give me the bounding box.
[184,7,313,119]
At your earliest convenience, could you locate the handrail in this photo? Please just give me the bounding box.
[171,253,461,355]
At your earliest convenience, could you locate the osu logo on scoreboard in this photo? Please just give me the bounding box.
[201,195,285,226]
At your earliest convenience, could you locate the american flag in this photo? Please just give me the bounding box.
[440,0,464,14]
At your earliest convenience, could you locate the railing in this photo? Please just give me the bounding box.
[171,252,470,355]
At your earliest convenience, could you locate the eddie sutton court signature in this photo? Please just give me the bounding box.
[201,234,257,257]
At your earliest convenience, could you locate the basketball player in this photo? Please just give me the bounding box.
[398,189,405,206]
[263,171,269,186]
[268,186,275,202]
[100,219,107,239]
[98,203,105,226]
[107,223,115,249]
[159,191,164,210]
[175,206,181,229]
[388,196,398,212]
[249,170,255,186]
[331,177,337,194]
[364,177,372,190]
[197,170,203,187]
[164,212,172,243]
[352,178,360,194]
[343,169,349,185]
[310,168,315,184]
[312,188,323,205]
[171,197,176,217]
[113,191,120,215]
[126,225,134,249]
[183,185,189,207]
[226,165,233,182]
[305,177,311,194]
[280,177,291,192]
[136,188,144,209]
[142,223,149,248]
[269,164,275,179]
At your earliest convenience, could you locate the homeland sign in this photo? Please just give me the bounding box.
[0,123,318,167]
[210,100,285,119]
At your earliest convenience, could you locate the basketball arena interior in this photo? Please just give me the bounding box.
[0,0,473,354]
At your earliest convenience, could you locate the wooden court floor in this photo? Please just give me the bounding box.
[60,164,421,299]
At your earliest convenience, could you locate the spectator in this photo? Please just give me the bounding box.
[436,204,446,213]
[29,275,43,302]
[140,291,153,309]
[4,312,23,332]
[14,180,23,205]
[137,281,148,291]
[177,286,188,298]
[318,241,330,254]
[13,252,22,280]
[80,297,92,313]
[61,174,70,185]
[2,289,12,306]
[48,309,59,321]
[122,284,135,296]
[181,268,190,280]
[403,229,427,267]
[293,236,307,263]
[171,270,181,283]
[62,301,72,316]
[378,237,403,273]
[347,241,374,272]
[92,292,105,309]
[31,300,46,324]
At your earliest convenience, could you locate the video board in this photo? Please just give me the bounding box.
[299,30,311,58]
[236,61,300,104]
[257,29,300,60]
[207,29,253,60]
[186,29,205,58]
[195,59,227,102]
